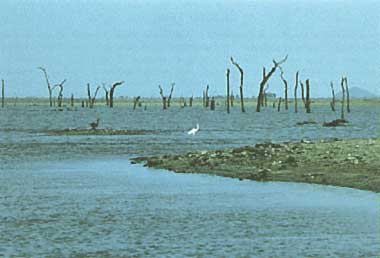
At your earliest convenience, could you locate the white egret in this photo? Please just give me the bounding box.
[187,123,199,135]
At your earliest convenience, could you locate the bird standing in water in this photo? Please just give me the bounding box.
[90,118,100,130]
[187,123,199,135]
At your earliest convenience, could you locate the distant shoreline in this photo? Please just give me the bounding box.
[132,138,380,193]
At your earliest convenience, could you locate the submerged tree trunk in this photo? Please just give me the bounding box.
[256,55,288,112]
[210,97,215,111]
[87,83,100,108]
[205,85,210,108]
[277,97,282,112]
[330,81,336,111]
[340,77,345,119]
[1,79,4,108]
[230,57,245,113]
[279,67,288,110]
[109,81,124,108]
[226,69,230,114]
[189,96,193,107]
[305,79,311,113]
[102,84,109,106]
[300,81,306,107]
[53,79,66,108]
[294,71,299,113]
[345,77,350,113]
[71,94,74,107]
[167,83,175,108]
[37,67,53,107]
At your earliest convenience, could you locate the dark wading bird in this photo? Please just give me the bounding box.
[90,118,100,130]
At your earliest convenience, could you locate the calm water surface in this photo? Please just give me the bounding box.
[0,105,379,256]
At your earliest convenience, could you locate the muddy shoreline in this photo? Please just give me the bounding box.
[132,138,380,192]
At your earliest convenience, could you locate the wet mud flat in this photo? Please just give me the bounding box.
[133,138,380,192]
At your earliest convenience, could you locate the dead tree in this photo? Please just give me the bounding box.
[305,79,311,113]
[167,83,175,107]
[133,96,141,110]
[226,69,230,114]
[159,85,167,109]
[294,71,299,113]
[87,83,100,108]
[277,97,282,112]
[205,85,210,108]
[210,97,215,110]
[256,55,288,112]
[189,96,193,107]
[37,67,53,107]
[52,79,66,108]
[230,91,234,107]
[279,67,288,110]
[230,57,245,112]
[300,81,306,107]
[345,77,350,113]
[70,94,74,107]
[109,81,124,108]
[330,81,336,111]
[262,84,269,107]
[102,84,109,106]
[1,79,4,108]
[340,77,345,119]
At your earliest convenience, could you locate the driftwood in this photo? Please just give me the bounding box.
[226,69,230,114]
[296,120,317,126]
[256,55,288,112]
[109,81,124,108]
[230,57,245,113]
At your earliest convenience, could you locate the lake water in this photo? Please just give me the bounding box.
[0,105,379,256]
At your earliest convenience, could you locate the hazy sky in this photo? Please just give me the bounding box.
[0,0,379,98]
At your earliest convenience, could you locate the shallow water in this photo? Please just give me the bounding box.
[0,105,379,256]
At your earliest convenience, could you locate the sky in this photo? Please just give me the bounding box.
[0,0,379,98]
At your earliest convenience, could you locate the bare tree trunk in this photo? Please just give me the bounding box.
[341,77,345,119]
[210,97,215,110]
[109,81,124,108]
[226,69,230,114]
[71,94,74,107]
[277,97,282,112]
[262,84,269,107]
[162,97,167,109]
[256,55,288,112]
[330,81,335,111]
[300,81,306,107]
[294,71,299,113]
[91,86,100,108]
[37,67,53,107]
[87,83,91,107]
[167,83,175,107]
[305,79,311,113]
[102,84,109,106]
[53,79,66,108]
[205,85,210,108]
[87,83,100,108]
[230,57,245,113]
[1,79,4,108]
[133,96,141,110]
[189,96,193,107]
[279,67,288,110]
[159,85,167,110]
[345,77,350,113]
[230,91,234,107]
[82,100,85,108]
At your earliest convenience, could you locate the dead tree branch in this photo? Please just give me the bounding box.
[109,81,124,108]
[230,57,245,112]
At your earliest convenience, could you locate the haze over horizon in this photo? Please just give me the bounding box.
[1,0,379,98]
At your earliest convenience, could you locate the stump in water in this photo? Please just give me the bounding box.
[102,84,109,106]
[189,96,193,107]
[133,96,141,110]
[210,97,215,111]
[345,77,350,113]
[205,85,210,108]
[82,100,85,108]
[167,83,175,108]
[230,57,245,113]
[70,94,74,107]
[226,68,230,114]
[300,81,306,108]
[1,79,4,108]
[230,92,234,107]
[305,79,311,113]
[294,71,299,113]
[277,97,282,112]
[340,77,346,120]
[330,81,335,111]
[87,83,100,108]
[159,84,174,110]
